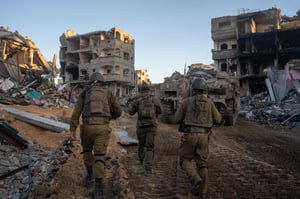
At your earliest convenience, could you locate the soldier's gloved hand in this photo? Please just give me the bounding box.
[70,131,77,141]
[219,120,226,127]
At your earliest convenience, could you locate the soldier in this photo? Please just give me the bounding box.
[174,78,222,199]
[128,83,162,176]
[69,72,122,199]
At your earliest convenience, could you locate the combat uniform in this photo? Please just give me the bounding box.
[174,94,222,197]
[128,91,162,176]
[69,84,122,179]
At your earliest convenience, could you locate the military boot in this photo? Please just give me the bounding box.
[139,158,144,165]
[198,192,206,199]
[190,175,202,195]
[144,149,153,176]
[144,167,152,177]
[94,178,104,199]
[84,166,94,188]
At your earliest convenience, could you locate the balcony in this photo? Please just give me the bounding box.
[212,29,237,41]
[103,73,134,84]
[92,56,129,66]
[212,49,238,60]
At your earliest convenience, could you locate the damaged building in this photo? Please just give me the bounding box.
[136,69,151,85]
[59,27,135,97]
[211,7,300,100]
[0,26,56,91]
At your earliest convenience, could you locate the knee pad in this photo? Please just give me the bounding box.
[197,165,208,171]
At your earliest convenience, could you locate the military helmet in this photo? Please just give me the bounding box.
[139,83,150,92]
[89,72,104,83]
[191,78,207,92]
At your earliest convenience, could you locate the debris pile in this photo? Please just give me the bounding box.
[0,106,73,199]
[240,88,300,128]
[0,26,73,108]
[0,141,69,199]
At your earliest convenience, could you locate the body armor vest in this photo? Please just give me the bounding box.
[138,96,156,120]
[183,95,213,128]
[137,96,157,127]
[82,86,111,120]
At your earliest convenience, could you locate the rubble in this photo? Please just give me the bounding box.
[0,27,89,198]
[239,59,300,128]
[0,11,299,197]
[0,120,70,199]
[240,88,300,128]
[0,140,70,199]
[0,26,57,85]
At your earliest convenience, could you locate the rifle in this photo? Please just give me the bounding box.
[208,120,225,138]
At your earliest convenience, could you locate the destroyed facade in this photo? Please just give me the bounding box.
[136,69,151,85]
[0,27,56,91]
[59,27,135,97]
[211,7,300,100]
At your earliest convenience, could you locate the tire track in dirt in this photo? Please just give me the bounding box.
[118,123,192,198]
[110,117,300,199]
[208,139,300,199]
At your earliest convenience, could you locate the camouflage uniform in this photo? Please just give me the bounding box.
[69,84,122,179]
[128,89,162,175]
[174,94,222,197]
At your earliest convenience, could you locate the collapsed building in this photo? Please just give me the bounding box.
[59,27,135,98]
[211,7,300,100]
[0,27,57,91]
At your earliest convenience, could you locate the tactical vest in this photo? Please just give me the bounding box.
[183,95,213,128]
[137,96,157,127]
[82,86,111,124]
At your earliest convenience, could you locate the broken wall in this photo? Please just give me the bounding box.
[264,60,300,101]
[269,69,286,101]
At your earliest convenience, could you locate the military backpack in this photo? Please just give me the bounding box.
[138,96,156,119]
[82,86,111,118]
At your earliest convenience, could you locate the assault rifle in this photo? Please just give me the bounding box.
[208,119,225,138]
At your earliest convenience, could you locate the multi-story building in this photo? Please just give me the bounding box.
[136,69,151,85]
[211,7,300,96]
[59,27,135,97]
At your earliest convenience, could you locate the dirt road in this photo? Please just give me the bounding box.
[11,105,296,199]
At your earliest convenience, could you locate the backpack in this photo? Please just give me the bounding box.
[138,96,156,120]
[183,95,213,128]
[82,86,111,118]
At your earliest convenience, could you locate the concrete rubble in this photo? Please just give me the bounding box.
[239,59,300,128]
[0,7,300,198]
[0,121,70,199]
[240,85,300,128]
[210,7,300,128]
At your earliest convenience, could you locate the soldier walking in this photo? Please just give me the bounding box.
[69,72,122,199]
[128,83,162,176]
[174,78,222,199]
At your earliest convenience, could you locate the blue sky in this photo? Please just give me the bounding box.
[1,0,299,83]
